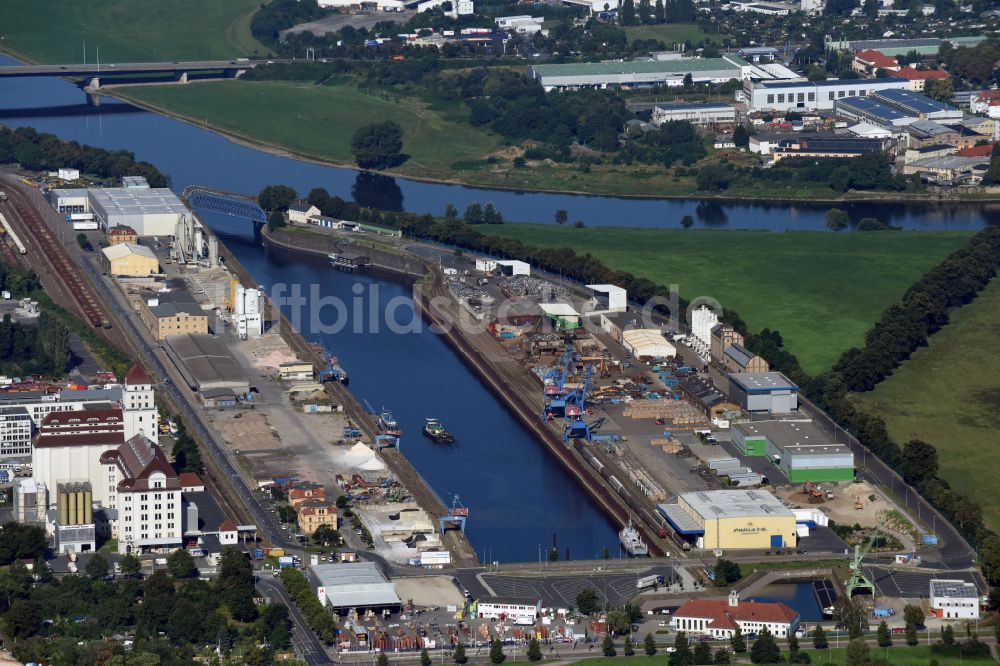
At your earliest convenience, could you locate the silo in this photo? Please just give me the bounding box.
[58,490,68,526]
[68,490,78,526]
[84,488,93,524]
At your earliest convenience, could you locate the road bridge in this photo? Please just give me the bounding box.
[0,59,272,79]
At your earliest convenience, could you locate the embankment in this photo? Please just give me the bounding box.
[263,226,426,277]
[212,225,479,566]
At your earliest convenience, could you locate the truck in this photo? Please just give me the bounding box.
[637,574,665,591]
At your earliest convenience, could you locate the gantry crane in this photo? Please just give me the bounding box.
[563,364,593,441]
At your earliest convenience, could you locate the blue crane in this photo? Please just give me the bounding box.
[563,364,593,440]
[543,346,574,420]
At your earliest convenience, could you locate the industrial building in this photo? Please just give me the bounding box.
[721,343,769,374]
[743,78,908,113]
[903,155,990,185]
[672,592,799,639]
[732,419,855,482]
[528,56,749,91]
[231,284,263,339]
[658,489,797,550]
[929,580,980,620]
[0,407,32,458]
[770,136,890,161]
[495,260,531,276]
[834,97,916,127]
[139,289,208,340]
[710,324,744,364]
[621,329,676,359]
[586,284,627,313]
[728,372,798,414]
[832,35,987,57]
[477,598,542,622]
[47,188,89,215]
[88,187,188,237]
[680,376,741,422]
[308,562,401,613]
[869,89,962,122]
[101,243,159,277]
[163,333,250,401]
[539,303,581,330]
[691,305,719,348]
[651,103,737,127]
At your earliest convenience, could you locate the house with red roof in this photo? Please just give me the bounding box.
[853,50,901,75]
[971,91,1000,120]
[672,591,800,639]
[893,67,949,92]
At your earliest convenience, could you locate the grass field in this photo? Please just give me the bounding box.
[484,225,970,374]
[853,277,1000,532]
[0,0,268,63]
[121,81,501,179]
[572,644,994,665]
[623,24,713,46]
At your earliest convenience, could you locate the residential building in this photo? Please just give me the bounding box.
[929,580,980,620]
[722,343,770,374]
[101,242,159,277]
[852,49,900,75]
[528,56,749,92]
[728,372,798,413]
[476,598,542,622]
[657,489,797,550]
[101,433,183,554]
[288,482,327,509]
[296,498,338,535]
[672,592,799,638]
[744,78,908,113]
[139,289,208,340]
[770,136,889,161]
[971,91,1000,120]
[107,225,138,245]
[651,103,737,126]
[892,67,949,92]
[0,407,32,458]
[288,203,321,224]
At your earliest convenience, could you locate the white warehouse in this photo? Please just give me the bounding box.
[586,284,627,313]
[744,78,909,113]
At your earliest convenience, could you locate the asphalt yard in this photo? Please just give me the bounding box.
[479,565,677,608]
[863,566,983,599]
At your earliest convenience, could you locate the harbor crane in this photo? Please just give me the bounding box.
[845,542,877,597]
[439,494,469,533]
[543,346,574,420]
[563,364,593,441]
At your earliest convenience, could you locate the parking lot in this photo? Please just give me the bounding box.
[863,566,984,599]
[465,565,677,608]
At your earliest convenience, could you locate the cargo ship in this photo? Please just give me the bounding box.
[620,518,648,556]
[377,409,402,436]
[422,418,455,443]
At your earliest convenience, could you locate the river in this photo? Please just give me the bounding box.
[0,57,989,561]
[0,54,993,232]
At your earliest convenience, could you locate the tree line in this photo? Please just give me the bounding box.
[0,311,70,378]
[0,126,168,188]
[3,547,285,665]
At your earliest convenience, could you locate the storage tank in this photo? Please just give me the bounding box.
[58,491,69,525]
[68,490,78,526]
[84,488,93,524]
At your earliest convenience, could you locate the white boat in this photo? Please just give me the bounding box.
[620,518,648,556]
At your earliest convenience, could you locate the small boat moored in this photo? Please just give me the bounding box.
[423,418,455,443]
[619,517,649,556]
[377,409,402,436]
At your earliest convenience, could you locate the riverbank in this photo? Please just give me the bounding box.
[223,226,480,566]
[110,83,1000,205]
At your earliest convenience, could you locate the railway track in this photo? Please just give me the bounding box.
[0,186,109,329]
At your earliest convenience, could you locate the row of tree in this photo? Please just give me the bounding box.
[0,126,168,188]
[279,568,337,642]
[0,312,70,378]
[3,546,274,665]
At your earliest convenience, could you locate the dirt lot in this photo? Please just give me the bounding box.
[393,576,465,607]
[280,10,416,38]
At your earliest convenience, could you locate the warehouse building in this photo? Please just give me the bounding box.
[622,328,676,359]
[495,260,531,276]
[528,56,749,91]
[88,187,188,237]
[47,188,90,215]
[657,489,797,550]
[139,289,208,340]
[539,303,581,330]
[869,89,962,122]
[163,333,250,400]
[832,35,987,57]
[308,562,401,614]
[101,243,159,277]
[728,372,798,414]
[651,103,737,127]
[770,136,890,161]
[744,78,908,113]
[834,97,916,127]
[586,284,627,313]
[732,419,855,482]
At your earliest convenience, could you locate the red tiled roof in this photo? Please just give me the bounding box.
[894,67,948,80]
[35,407,125,448]
[125,364,152,385]
[108,225,137,236]
[219,518,237,532]
[40,407,123,426]
[675,598,799,625]
[975,91,1000,101]
[178,472,204,487]
[957,144,994,157]
[855,49,899,69]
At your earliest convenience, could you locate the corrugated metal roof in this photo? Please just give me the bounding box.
[531,56,746,77]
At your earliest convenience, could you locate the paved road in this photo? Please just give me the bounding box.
[0,59,290,78]
[257,575,334,665]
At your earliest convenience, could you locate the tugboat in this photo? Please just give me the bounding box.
[422,418,455,443]
[377,409,402,436]
[619,518,649,556]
